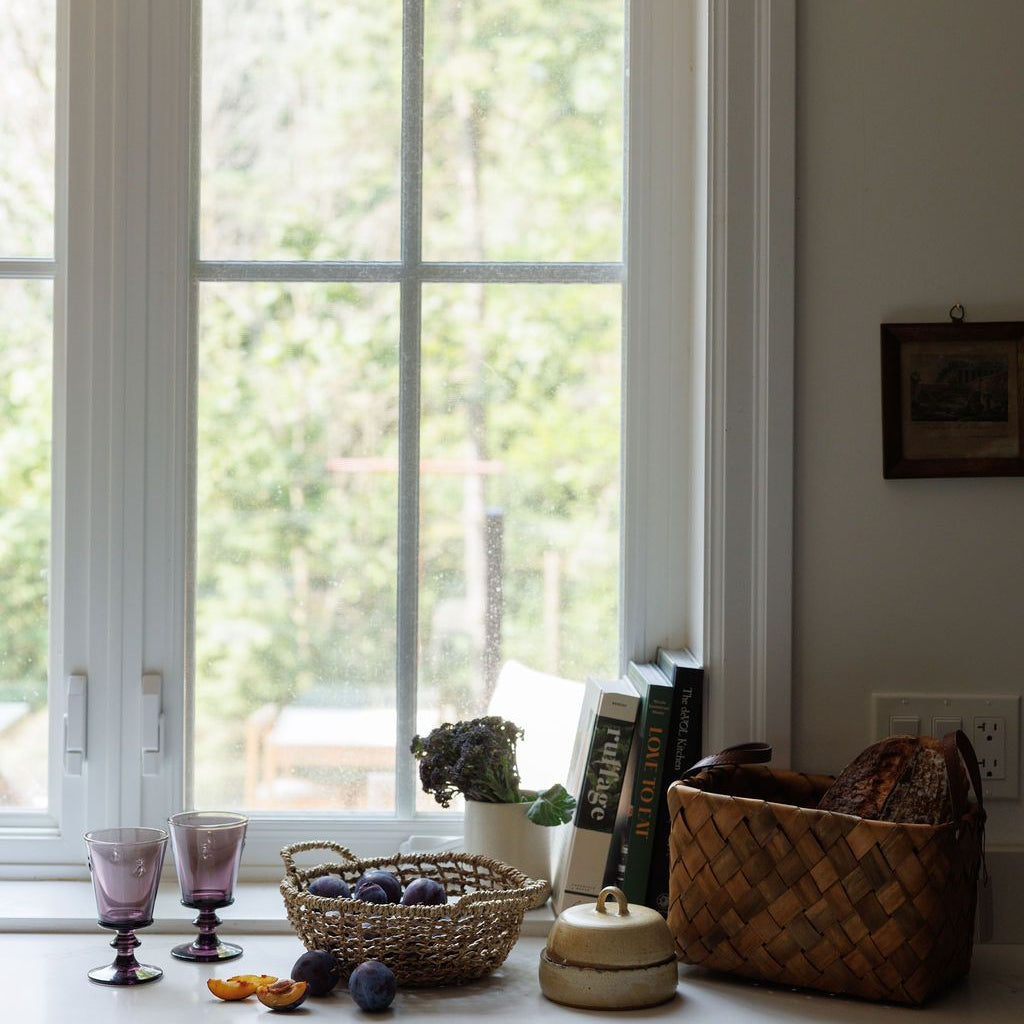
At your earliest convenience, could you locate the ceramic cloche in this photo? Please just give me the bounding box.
[538,886,678,1009]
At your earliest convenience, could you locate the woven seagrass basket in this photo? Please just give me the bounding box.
[666,734,985,1005]
[279,840,548,987]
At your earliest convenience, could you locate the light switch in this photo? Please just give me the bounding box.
[932,716,963,738]
[889,715,920,735]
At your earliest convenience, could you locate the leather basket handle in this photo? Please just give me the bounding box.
[941,729,986,823]
[681,741,773,779]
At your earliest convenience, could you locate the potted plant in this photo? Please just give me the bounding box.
[410,716,575,884]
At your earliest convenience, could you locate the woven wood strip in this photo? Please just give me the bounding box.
[279,844,546,987]
[667,766,982,1005]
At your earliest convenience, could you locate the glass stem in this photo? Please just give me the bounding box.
[192,908,223,952]
[111,929,143,972]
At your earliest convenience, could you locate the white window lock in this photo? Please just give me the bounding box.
[63,674,87,776]
[142,673,164,776]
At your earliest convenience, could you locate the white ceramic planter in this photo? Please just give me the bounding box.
[462,799,552,884]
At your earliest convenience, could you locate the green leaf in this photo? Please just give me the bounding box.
[526,783,576,826]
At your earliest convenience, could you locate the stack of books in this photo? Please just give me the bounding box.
[550,649,704,915]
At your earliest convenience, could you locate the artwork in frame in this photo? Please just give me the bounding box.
[881,319,1024,478]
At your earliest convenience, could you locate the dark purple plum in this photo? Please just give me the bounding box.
[399,877,446,906]
[356,883,389,905]
[348,960,397,1013]
[308,874,350,898]
[292,949,341,996]
[355,870,403,904]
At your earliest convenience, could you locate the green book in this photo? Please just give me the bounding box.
[609,661,675,903]
[645,647,704,914]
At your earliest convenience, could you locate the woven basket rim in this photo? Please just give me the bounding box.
[669,770,985,833]
[279,844,548,917]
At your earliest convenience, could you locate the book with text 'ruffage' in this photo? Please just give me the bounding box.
[645,647,704,915]
[551,675,640,913]
[607,660,675,903]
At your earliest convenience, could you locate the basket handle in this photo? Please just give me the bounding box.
[280,840,360,880]
[680,741,773,779]
[941,729,985,822]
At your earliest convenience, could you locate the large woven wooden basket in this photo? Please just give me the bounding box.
[279,841,547,987]
[666,735,985,1005]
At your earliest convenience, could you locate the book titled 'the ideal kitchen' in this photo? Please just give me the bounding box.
[551,675,640,913]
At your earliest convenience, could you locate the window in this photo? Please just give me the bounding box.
[0,0,794,874]
[192,0,625,818]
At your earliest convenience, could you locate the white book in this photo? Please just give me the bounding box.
[551,675,641,913]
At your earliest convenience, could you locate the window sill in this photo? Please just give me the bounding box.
[0,930,1022,1023]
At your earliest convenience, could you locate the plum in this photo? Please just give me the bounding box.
[348,960,397,1013]
[399,877,446,906]
[308,874,350,898]
[355,870,403,904]
[291,950,341,996]
[356,882,389,904]
[256,979,309,1012]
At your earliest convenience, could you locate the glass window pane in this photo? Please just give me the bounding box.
[0,280,52,810]
[199,0,403,261]
[193,283,400,812]
[0,0,57,258]
[422,0,624,263]
[417,283,620,749]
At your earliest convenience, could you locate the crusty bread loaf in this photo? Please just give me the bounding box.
[816,734,961,825]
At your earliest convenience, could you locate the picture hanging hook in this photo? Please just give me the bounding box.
[949,302,966,323]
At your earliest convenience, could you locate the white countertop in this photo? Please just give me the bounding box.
[3,931,1023,1023]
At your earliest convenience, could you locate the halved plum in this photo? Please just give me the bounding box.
[256,979,309,1012]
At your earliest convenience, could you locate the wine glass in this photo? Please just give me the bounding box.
[84,827,168,985]
[168,810,249,962]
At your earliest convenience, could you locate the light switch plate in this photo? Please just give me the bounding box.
[872,692,1020,800]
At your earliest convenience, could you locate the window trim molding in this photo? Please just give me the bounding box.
[703,0,795,764]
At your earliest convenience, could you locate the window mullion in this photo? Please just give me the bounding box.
[191,261,624,285]
[395,0,426,820]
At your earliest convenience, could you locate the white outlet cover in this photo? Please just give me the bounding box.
[872,692,1020,800]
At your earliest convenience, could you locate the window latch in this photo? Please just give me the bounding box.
[63,674,87,776]
[142,672,164,776]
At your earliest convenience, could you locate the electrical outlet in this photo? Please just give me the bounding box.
[872,693,1020,800]
[973,717,1007,780]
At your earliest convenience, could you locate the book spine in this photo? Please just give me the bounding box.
[617,682,673,903]
[555,695,638,910]
[645,671,704,915]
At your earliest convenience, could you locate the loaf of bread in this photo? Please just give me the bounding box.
[816,734,962,825]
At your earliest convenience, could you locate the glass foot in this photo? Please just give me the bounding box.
[170,938,243,962]
[88,962,162,985]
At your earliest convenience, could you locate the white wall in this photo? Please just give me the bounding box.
[794,0,1024,849]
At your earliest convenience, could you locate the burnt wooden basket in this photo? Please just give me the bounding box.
[666,735,986,1005]
[280,841,547,987]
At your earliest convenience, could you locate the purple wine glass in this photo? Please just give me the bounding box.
[168,810,248,962]
[84,827,168,985]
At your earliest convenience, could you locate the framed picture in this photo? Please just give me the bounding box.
[881,320,1024,478]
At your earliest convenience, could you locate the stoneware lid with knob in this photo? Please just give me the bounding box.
[539,886,678,1009]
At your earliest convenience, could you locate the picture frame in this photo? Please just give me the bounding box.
[881,320,1024,478]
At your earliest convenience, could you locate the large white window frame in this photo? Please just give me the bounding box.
[0,0,794,877]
